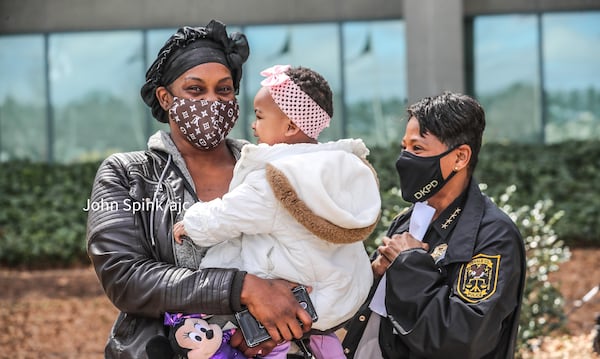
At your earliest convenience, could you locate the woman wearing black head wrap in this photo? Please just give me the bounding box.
[140,20,249,124]
[87,20,312,359]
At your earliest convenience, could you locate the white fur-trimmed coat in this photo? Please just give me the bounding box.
[183,139,381,330]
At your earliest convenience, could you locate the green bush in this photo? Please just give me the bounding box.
[0,160,100,268]
[493,186,570,353]
[476,141,600,246]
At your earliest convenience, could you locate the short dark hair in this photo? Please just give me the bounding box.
[407,91,486,173]
[286,66,334,118]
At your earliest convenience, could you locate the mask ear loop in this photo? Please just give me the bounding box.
[440,145,462,182]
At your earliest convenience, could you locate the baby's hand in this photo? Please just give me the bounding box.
[173,221,187,244]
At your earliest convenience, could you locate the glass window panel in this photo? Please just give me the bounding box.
[0,35,46,161]
[145,29,178,135]
[342,20,407,147]
[474,15,542,143]
[243,23,341,142]
[49,31,146,162]
[543,11,600,142]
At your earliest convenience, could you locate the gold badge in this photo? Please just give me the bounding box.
[456,254,500,303]
[431,243,448,263]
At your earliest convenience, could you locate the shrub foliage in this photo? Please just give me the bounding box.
[0,160,99,267]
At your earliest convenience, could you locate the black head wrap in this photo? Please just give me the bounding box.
[141,20,250,123]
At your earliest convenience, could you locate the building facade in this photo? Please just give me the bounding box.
[1,0,599,162]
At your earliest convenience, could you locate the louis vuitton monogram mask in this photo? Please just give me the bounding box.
[168,96,239,150]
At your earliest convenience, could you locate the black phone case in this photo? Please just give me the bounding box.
[234,286,318,347]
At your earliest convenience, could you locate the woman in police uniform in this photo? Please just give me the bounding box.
[342,92,526,359]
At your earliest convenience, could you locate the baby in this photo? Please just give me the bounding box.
[173,65,380,358]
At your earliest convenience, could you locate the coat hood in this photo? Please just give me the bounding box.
[234,139,381,243]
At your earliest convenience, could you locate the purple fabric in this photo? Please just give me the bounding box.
[258,334,344,358]
[309,333,345,359]
[261,341,291,359]
[211,329,246,358]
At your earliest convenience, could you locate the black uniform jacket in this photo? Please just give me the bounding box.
[86,142,247,359]
[342,179,526,359]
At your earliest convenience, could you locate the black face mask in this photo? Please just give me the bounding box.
[395,146,458,203]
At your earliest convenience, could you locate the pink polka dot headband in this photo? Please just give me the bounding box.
[260,65,331,139]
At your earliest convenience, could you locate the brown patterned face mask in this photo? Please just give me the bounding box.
[168,97,239,150]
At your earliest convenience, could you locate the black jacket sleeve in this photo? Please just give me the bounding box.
[86,153,246,318]
[381,212,523,358]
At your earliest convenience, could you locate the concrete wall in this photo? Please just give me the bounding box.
[404,0,464,103]
[464,0,600,16]
[0,0,404,34]
[2,0,598,34]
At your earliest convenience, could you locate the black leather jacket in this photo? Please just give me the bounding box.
[342,179,526,359]
[87,138,247,359]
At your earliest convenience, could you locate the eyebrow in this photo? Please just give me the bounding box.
[405,135,424,144]
[183,75,233,84]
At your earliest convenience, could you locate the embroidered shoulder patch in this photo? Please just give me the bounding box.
[456,254,501,303]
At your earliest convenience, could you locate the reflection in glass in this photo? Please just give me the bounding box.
[474,15,542,143]
[342,21,407,147]
[49,31,146,162]
[145,29,177,135]
[0,35,46,161]
[543,12,600,142]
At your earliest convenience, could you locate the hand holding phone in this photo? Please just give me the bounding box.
[235,285,318,347]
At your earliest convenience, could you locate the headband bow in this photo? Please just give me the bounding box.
[260,65,291,87]
[259,64,331,139]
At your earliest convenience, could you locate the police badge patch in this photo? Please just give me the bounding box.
[456,254,500,303]
[431,243,448,264]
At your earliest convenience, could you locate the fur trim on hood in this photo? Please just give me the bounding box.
[266,163,380,244]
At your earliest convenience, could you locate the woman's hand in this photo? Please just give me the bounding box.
[239,274,312,344]
[373,233,429,276]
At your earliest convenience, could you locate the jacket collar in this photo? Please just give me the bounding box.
[430,190,467,242]
[147,130,247,195]
[438,178,486,264]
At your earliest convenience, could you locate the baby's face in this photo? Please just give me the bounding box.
[252,87,291,145]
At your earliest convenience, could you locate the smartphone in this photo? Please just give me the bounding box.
[234,285,318,347]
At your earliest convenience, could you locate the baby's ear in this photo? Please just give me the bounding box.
[285,121,301,136]
[146,335,175,359]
